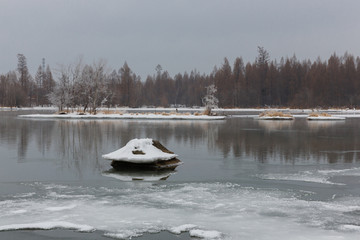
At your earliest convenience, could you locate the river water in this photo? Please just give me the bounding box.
[0,110,360,239]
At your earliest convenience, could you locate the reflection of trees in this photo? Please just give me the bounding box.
[215,118,360,163]
[1,116,359,173]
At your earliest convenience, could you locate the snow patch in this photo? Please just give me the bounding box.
[169,224,197,234]
[189,229,223,239]
[102,138,177,163]
[104,230,143,239]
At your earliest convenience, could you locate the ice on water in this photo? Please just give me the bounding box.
[258,167,360,185]
[1,181,360,239]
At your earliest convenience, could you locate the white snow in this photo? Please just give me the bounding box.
[102,138,177,163]
[169,224,198,234]
[189,229,223,239]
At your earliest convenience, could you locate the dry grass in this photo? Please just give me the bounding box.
[259,111,293,118]
[203,108,211,116]
[308,112,332,117]
[99,110,124,115]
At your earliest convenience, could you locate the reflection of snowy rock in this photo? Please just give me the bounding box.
[258,120,294,132]
[102,138,182,170]
[307,120,344,130]
[102,169,174,181]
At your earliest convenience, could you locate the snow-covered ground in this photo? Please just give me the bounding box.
[6,106,360,119]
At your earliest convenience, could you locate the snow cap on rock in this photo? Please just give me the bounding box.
[102,138,178,163]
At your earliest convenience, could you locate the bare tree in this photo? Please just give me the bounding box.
[88,60,109,114]
[48,71,72,112]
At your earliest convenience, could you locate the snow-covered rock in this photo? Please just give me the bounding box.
[102,138,182,170]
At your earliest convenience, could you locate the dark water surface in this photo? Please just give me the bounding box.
[1,110,360,239]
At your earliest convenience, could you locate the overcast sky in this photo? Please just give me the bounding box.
[1,0,360,80]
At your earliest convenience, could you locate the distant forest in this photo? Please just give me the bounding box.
[1,47,360,110]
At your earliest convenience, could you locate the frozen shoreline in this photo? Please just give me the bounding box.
[4,105,360,113]
[18,112,226,120]
[6,106,360,119]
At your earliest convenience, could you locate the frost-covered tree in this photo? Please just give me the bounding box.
[202,84,219,115]
[48,71,72,112]
[88,60,109,114]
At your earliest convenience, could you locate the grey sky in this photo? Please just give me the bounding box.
[1,0,360,80]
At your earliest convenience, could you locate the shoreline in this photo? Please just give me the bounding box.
[17,112,226,120]
[3,106,360,120]
[2,105,360,113]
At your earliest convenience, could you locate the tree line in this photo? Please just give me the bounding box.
[0,54,55,108]
[1,48,360,110]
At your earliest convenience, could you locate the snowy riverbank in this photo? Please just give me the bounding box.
[18,112,226,120]
[6,106,360,119]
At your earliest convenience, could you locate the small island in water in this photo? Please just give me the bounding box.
[307,112,346,121]
[18,109,226,120]
[102,138,182,171]
[257,111,294,120]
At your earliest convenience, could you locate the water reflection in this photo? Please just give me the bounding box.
[257,120,294,132]
[216,118,359,164]
[102,168,174,181]
[307,120,345,130]
[1,114,359,176]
